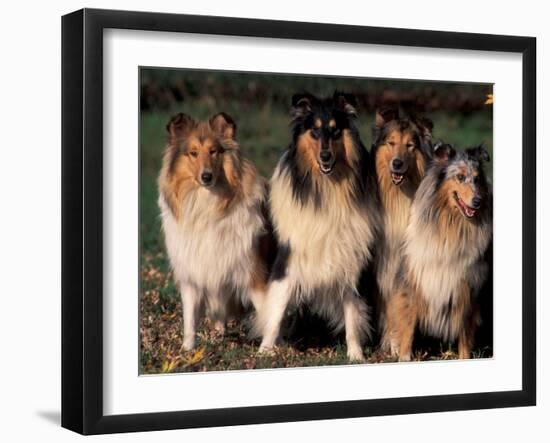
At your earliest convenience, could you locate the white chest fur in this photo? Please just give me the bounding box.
[159,185,264,293]
[270,170,375,294]
[404,213,490,313]
[376,190,414,297]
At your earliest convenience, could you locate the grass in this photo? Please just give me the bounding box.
[140,254,492,374]
[139,82,493,374]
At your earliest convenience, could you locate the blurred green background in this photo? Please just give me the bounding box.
[139,68,493,373]
[140,68,492,257]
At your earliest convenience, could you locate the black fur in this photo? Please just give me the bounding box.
[270,242,291,282]
[280,149,322,208]
[280,91,370,209]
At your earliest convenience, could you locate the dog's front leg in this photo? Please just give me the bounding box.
[457,285,478,360]
[458,329,473,360]
[458,305,478,360]
[396,290,417,362]
[207,291,227,337]
[382,294,401,357]
[181,283,201,351]
[248,285,266,314]
[343,292,368,363]
[258,278,292,353]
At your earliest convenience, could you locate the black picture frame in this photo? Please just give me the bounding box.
[62,8,536,435]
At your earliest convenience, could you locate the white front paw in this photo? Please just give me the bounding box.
[399,353,411,362]
[213,320,226,336]
[390,339,400,357]
[258,342,276,356]
[347,347,366,363]
[182,336,195,351]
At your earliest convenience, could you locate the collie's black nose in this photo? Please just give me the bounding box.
[392,158,404,170]
[201,171,213,184]
[320,150,332,162]
[471,196,482,209]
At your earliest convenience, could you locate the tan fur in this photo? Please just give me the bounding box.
[158,114,270,351]
[296,131,322,175]
[343,130,359,167]
[295,129,361,199]
[374,128,427,350]
[387,278,481,361]
[437,169,476,214]
[384,161,491,360]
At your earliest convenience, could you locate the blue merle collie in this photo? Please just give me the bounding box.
[385,143,492,361]
[255,92,379,362]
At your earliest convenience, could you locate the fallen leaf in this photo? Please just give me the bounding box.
[161,360,176,373]
[183,347,205,367]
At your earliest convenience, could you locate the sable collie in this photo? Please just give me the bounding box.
[256,92,379,362]
[158,112,270,351]
[371,108,433,349]
[385,143,492,361]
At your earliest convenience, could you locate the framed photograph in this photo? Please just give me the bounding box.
[62,8,536,435]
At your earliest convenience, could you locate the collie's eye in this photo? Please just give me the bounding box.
[189,151,198,158]
[457,174,465,183]
[473,176,479,184]
[332,129,341,139]
[209,149,217,155]
[310,129,320,139]
[388,141,396,147]
[406,142,415,150]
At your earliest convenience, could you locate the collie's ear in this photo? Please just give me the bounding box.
[466,144,490,163]
[209,112,237,140]
[334,91,357,116]
[291,93,315,118]
[375,107,399,128]
[166,113,195,141]
[479,147,490,162]
[433,142,456,163]
[415,116,434,140]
